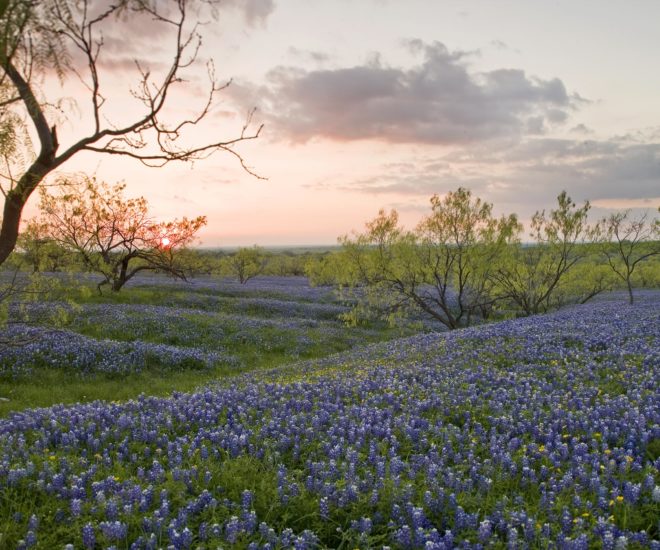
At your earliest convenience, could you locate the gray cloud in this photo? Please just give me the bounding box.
[221,0,276,27]
[242,41,579,144]
[329,137,660,212]
[287,47,332,65]
[488,39,521,54]
[570,123,593,135]
[99,0,275,63]
[490,39,509,50]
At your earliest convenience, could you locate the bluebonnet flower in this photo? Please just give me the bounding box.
[99,521,128,541]
[81,523,95,549]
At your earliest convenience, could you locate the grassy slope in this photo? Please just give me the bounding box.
[0,277,415,416]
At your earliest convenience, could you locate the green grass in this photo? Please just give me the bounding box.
[1,281,414,416]
[0,325,407,416]
[0,368,230,417]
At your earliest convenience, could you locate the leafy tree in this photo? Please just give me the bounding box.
[0,0,262,266]
[548,259,615,307]
[222,246,269,284]
[593,210,660,304]
[17,219,74,272]
[37,175,206,292]
[493,191,592,315]
[170,249,217,278]
[305,252,346,286]
[266,252,307,277]
[339,188,520,329]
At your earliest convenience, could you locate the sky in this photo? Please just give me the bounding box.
[35,0,660,246]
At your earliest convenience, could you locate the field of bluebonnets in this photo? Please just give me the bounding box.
[0,275,658,548]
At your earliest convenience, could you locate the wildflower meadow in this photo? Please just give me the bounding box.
[0,276,658,548]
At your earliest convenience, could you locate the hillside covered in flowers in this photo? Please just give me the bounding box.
[0,287,658,548]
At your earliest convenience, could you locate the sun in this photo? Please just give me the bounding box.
[160,237,171,247]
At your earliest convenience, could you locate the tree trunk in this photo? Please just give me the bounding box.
[0,192,26,266]
[0,62,59,266]
[112,278,126,292]
[97,279,108,295]
[627,278,634,305]
[112,259,130,292]
[0,148,58,267]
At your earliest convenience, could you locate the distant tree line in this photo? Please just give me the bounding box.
[6,227,326,289]
[305,189,659,329]
[3,185,658,326]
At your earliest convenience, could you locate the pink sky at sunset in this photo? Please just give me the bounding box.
[27,0,660,246]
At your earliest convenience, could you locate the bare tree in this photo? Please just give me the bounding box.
[38,175,206,292]
[594,210,660,304]
[0,0,263,266]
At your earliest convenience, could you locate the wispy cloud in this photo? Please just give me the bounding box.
[592,197,660,209]
[319,136,660,210]
[286,47,332,65]
[221,0,276,27]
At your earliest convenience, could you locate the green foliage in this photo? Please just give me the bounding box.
[635,256,660,288]
[15,219,77,273]
[550,261,616,306]
[318,189,658,328]
[0,271,81,338]
[220,246,269,284]
[493,191,592,315]
[336,188,520,329]
[304,252,346,287]
[168,248,217,277]
[264,252,307,277]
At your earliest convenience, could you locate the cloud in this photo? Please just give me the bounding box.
[287,47,332,65]
[591,197,660,209]
[490,39,509,50]
[96,56,168,74]
[237,41,580,145]
[570,123,593,135]
[327,137,660,211]
[96,0,275,68]
[221,0,276,27]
